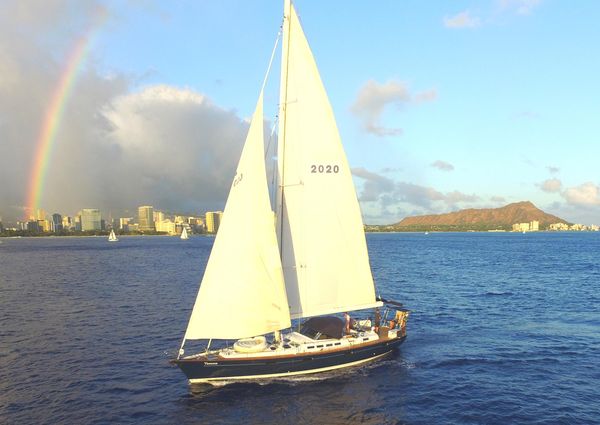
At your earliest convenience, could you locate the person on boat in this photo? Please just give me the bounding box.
[374,308,381,332]
[396,310,409,336]
[344,312,351,334]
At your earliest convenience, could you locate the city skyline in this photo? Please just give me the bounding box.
[3,201,598,233]
[1,204,224,234]
[1,1,599,225]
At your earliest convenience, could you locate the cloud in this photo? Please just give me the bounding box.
[431,160,455,172]
[538,179,600,206]
[499,0,542,15]
[0,1,250,222]
[414,89,438,103]
[540,178,562,193]
[0,0,117,221]
[562,182,600,206]
[443,1,541,31]
[534,180,600,223]
[351,167,395,202]
[490,196,507,203]
[350,80,436,137]
[100,85,247,211]
[443,11,481,29]
[445,191,480,206]
[545,200,600,226]
[393,182,447,208]
[547,166,560,174]
[352,167,480,221]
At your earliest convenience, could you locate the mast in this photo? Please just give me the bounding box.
[276,0,292,257]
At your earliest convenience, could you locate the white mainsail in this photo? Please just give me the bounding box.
[184,93,291,340]
[108,229,118,242]
[180,227,188,240]
[276,1,382,319]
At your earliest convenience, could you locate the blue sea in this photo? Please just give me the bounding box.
[1,232,599,424]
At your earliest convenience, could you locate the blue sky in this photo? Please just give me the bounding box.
[1,0,599,224]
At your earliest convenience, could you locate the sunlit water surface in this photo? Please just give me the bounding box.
[1,232,599,424]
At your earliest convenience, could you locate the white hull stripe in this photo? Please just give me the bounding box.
[188,351,391,384]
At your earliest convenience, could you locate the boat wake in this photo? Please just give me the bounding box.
[188,355,413,393]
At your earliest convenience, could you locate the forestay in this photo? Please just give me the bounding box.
[277,1,382,320]
[184,93,291,340]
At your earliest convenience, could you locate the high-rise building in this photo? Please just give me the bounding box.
[155,218,177,235]
[52,213,63,232]
[138,206,155,231]
[27,221,40,232]
[80,209,102,231]
[33,219,50,232]
[205,211,223,233]
[119,217,132,231]
[74,215,82,231]
[62,216,73,230]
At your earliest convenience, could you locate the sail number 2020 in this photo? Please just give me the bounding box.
[310,164,340,174]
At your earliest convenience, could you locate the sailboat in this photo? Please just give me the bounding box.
[108,229,118,242]
[172,0,408,384]
[180,227,189,240]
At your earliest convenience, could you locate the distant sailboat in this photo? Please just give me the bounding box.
[180,227,189,240]
[108,229,118,242]
[171,0,408,385]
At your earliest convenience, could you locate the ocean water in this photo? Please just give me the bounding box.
[0,232,599,424]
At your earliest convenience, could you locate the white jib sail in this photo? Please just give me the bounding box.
[277,1,381,320]
[184,92,291,340]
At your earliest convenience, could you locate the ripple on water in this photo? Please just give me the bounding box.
[1,233,599,424]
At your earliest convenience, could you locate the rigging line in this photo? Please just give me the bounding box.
[260,24,283,211]
[264,114,279,161]
[267,115,280,211]
[260,24,283,94]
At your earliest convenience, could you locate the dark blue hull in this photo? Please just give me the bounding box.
[172,336,406,383]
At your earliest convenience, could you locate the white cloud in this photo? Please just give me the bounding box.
[547,166,560,174]
[534,180,600,224]
[414,89,438,103]
[445,191,480,206]
[100,85,248,212]
[350,80,436,137]
[500,0,542,15]
[443,10,481,29]
[431,160,455,172]
[443,1,542,31]
[540,178,562,193]
[562,182,600,206]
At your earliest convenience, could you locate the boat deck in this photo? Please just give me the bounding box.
[182,329,401,361]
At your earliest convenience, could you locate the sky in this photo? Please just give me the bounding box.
[1,0,599,225]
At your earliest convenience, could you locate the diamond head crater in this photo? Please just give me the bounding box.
[366,201,570,232]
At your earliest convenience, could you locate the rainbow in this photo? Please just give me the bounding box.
[26,9,108,218]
